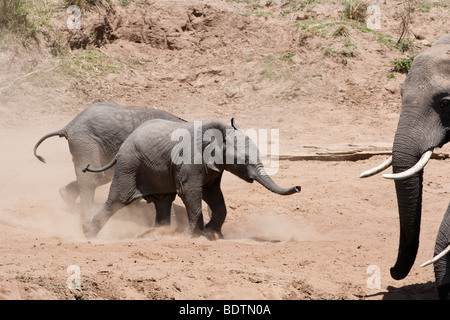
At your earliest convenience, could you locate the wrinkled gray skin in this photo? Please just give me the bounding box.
[387,34,450,295]
[434,204,450,299]
[82,119,301,239]
[34,102,185,218]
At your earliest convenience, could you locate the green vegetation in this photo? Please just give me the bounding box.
[417,0,448,12]
[397,38,412,53]
[0,0,118,51]
[259,54,292,81]
[227,0,274,15]
[0,0,29,30]
[333,25,350,37]
[342,0,369,23]
[242,11,274,17]
[0,0,36,44]
[390,55,416,74]
[61,46,121,79]
[281,51,295,63]
[375,32,413,53]
[296,19,360,60]
[296,15,418,54]
[297,18,332,39]
[288,0,317,11]
[323,46,355,58]
[387,73,395,79]
[62,0,109,8]
[344,39,356,49]
[0,0,60,48]
[0,0,441,92]
[55,44,144,98]
[225,0,262,3]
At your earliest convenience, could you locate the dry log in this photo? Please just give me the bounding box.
[279,143,450,162]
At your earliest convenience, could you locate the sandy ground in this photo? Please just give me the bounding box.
[1,113,447,300]
[0,0,448,300]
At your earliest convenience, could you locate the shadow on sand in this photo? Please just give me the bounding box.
[359,281,437,300]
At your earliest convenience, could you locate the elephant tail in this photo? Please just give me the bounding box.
[33,129,67,163]
[83,157,117,173]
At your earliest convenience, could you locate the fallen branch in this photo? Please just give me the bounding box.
[280,143,450,162]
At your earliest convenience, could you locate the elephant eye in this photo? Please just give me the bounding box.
[441,97,450,112]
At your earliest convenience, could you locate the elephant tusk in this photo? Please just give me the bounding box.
[420,244,450,267]
[382,150,433,180]
[359,156,392,178]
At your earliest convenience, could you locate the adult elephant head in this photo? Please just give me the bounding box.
[361,34,450,281]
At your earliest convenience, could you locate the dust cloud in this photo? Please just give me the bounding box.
[0,123,321,243]
[0,120,169,242]
[223,213,323,243]
[0,121,86,240]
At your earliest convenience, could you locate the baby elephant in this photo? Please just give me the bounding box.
[82,118,300,239]
[33,102,185,217]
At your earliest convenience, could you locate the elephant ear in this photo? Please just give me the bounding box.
[203,121,225,173]
[170,128,192,166]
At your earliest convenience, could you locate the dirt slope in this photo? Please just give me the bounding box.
[0,0,449,300]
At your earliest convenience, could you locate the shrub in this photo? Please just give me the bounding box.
[390,55,416,74]
[333,25,350,37]
[343,0,370,23]
[0,0,30,30]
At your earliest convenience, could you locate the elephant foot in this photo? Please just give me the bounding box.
[204,223,224,240]
[59,186,79,208]
[202,228,223,241]
[83,218,100,239]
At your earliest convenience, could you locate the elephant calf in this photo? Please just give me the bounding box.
[34,102,185,218]
[82,118,301,239]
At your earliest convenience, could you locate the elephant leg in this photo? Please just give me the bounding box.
[69,139,112,218]
[152,193,176,227]
[79,184,96,221]
[434,203,450,300]
[83,160,141,239]
[202,178,226,239]
[75,165,111,220]
[82,180,135,239]
[83,199,125,239]
[178,187,204,237]
[59,180,80,207]
[171,203,189,231]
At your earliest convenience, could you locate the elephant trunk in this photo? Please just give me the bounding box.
[390,119,428,280]
[389,106,446,280]
[252,164,301,195]
[390,165,423,280]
